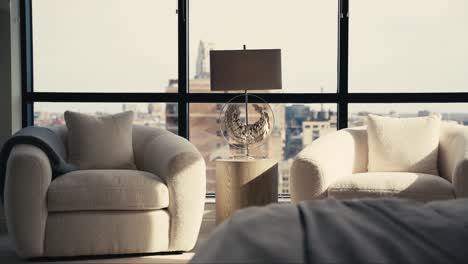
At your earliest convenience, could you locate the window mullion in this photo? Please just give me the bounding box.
[338,0,349,129]
[178,0,189,138]
[22,0,34,127]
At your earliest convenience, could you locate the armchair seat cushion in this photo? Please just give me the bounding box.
[328,172,455,202]
[47,170,169,212]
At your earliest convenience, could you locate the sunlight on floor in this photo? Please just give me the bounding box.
[58,253,195,264]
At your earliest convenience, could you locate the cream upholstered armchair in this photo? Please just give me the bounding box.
[4,125,206,258]
[290,123,468,203]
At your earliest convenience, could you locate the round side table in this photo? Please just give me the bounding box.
[215,158,278,224]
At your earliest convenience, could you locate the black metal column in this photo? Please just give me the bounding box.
[178,0,189,138]
[338,0,349,129]
[21,0,34,127]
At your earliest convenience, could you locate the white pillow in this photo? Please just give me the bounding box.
[64,111,136,170]
[367,114,441,175]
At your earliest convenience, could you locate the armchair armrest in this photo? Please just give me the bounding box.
[139,132,206,251]
[439,123,468,198]
[290,127,368,202]
[4,145,52,258]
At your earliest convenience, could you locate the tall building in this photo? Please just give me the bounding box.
[195,41,215,80]
[302,120,335,146]
[284,105,312,160]
[280,104,337,194]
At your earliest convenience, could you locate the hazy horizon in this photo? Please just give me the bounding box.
[31,0,468,114]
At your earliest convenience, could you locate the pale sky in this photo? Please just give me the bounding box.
[32,0,468,113]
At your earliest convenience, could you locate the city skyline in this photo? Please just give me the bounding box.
[33,102,468,119]
[35,101,468,194]
[33,102,338,194]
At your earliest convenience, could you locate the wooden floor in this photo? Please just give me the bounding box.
[0,203,216,264]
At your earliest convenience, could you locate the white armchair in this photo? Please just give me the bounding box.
[290,123,468,203]
[4,125,206,258]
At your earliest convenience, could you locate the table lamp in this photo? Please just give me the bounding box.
[210,46,282,157]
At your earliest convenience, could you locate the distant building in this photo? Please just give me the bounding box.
[302,120,335,146]
[122,104,137,112]
[281,104,337,194]
[195,41,215,79]
[418,110,431,117]
[284,104,336,160]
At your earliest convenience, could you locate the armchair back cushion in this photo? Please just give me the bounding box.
[64,111,136,170]
[367,114,441,175]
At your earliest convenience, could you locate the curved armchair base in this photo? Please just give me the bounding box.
[44,210,171,257]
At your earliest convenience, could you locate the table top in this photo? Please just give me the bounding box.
[216,157,277,163]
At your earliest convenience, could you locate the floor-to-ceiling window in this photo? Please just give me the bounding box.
[348,0,468,127]
[22,0,468,198]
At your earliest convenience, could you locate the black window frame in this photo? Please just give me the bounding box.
[21,0,468,198]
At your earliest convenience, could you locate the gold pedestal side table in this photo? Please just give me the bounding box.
[215,158,278,224]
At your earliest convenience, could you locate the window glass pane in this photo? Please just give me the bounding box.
[190,103,337,195]
[349,0,468,92]
[32,0,177,93]
[349,103,468,127]
[34,103,174,133]
[189,0,338,93]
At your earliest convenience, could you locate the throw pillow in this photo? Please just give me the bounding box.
[367,113,441,175]
[64,111,136,170]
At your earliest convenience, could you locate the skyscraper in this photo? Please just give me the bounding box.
[195,41,215,80]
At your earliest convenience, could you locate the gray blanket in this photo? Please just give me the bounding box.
[0,126,77,203]
[191,198,468,263]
